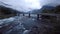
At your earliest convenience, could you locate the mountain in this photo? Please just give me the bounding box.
[41,5,55,10]
[0,5,19,19]
[28,5,55,14]
[46,3,60,7]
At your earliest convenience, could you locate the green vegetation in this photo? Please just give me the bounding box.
[41,5,60,23]
[42,5,60,14]
[41,5,60,34]
[0,6,17,19]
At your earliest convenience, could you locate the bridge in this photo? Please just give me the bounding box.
[18,13,60,22]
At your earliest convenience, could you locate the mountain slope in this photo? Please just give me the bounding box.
[28,5,55,14]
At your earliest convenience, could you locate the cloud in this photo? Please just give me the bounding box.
[0,0,41,12]
[0,0,60,12]
[39,0,60,6]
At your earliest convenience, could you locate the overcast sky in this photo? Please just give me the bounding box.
[0,0,60,12]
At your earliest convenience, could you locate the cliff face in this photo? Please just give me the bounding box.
[0,6,17,19]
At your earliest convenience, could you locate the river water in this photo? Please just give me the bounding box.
[0,15,35,34]
[0,15,54,34]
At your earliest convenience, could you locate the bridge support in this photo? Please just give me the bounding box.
[37,14,39,20]
[23,14,25,16]
[29,13,30,18]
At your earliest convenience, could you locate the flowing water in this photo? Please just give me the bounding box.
[0,13,32,34]
[0,14,54,34]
